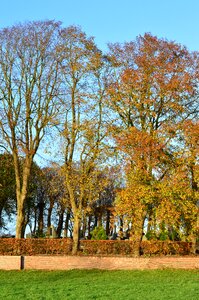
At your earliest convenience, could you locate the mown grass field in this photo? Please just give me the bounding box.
[0,269,199,299]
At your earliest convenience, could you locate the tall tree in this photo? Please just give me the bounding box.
[108,33,199,247]
[57,26,108,253]
[0,21,61,237]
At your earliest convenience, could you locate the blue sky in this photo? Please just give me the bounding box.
[1,0,199,51]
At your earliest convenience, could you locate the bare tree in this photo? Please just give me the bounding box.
[0,21,61,237]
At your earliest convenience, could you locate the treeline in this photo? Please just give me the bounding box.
[0,153,116,239]
[0,20,198,254]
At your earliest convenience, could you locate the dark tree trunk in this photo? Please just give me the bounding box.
[106,209,110,236]
[94,215,98,228]
[32,207,37,235]
[119,216,123,239]
[64,210,71,237]
[37,200,45,236]
[87,215,92,239]
[56,209,64,238]
[47,200,54,236]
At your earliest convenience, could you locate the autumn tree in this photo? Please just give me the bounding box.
[0,21,61,237]
[108,33,199,248]
[57,26,109,253]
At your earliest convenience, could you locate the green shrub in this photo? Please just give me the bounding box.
[159,231,169,241]
[91,226,107,240]
[145,230,157,240]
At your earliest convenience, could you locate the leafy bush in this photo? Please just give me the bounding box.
[90,226,107,240]
[145,230,157,240]
[159,231,169,241]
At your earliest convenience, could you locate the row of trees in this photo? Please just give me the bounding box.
[0,21,198,254]
[0,155,116,239]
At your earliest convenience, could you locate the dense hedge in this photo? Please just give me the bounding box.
[0,238,195,256]
[80,240,138,255]
[80,240,193,256]
[0,238,72,255]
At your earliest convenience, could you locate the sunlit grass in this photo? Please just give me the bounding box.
[0,269,199,299]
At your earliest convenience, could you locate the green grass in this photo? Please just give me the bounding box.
[0,269,198,300]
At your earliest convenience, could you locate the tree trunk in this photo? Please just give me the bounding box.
[47,200,54,236]
[64,210,71,237]
[130,231,142,257]
[94,215,98,228]
[130,212,146,256]
[37,200,45,236]
[72,214,80,255]
[82,214,87,239]
[98,209,102,227]
[87,215,92,239]
[0,208,3,229]
[14,155,32,238]
[21,221,28,238]
[119,216,124,239]
[56,210,64,238]
[32,207,37,236]
[106,209,110,237]
[16,194,26,238]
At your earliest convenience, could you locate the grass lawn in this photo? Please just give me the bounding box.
[0,269,198,300]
